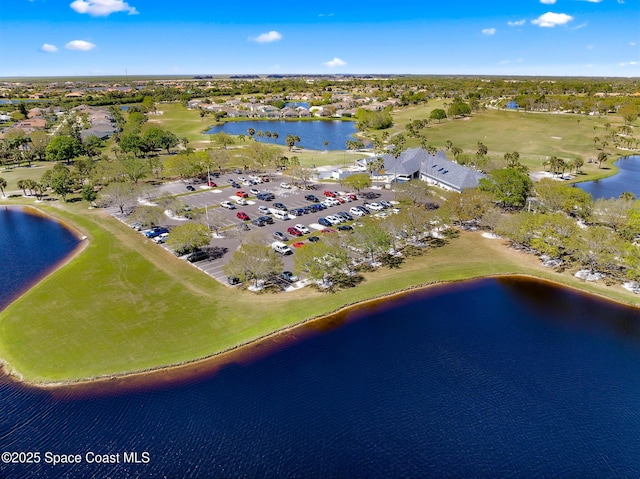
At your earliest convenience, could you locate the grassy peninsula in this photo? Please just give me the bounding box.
[1,202,639,384]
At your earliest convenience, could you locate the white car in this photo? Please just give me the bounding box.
[325,198,340,206]
[221,201,236,209]
[294,224,310,234]
[235,197,248,205]
[237,176,247,182]
[368,202,384,211]
[280,182,292,189]
[350,207,366,217]
[258,206,271,215]
[153,232,169,244]
[326,215,342,225]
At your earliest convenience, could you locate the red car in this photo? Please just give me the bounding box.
[347,194,358,201]
[207,181,217,187]
[323,190,337,197]
[292,241,306,248]
[335,197,346,203]
[236,191,249,198]
[236,211,250,221]
[287,227,303,237]
[321,228,336,234]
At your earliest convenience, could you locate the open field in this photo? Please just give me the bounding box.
[0,162,55,193]
[151,102,213,149]
[2,201,640,383]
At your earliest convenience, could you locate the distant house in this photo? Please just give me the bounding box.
[506,100,519,110]
[358,148,485,193]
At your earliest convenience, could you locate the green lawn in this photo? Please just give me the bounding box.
[0,162,55,193]
[1,203,640,384]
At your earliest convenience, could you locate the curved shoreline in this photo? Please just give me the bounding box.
[0,205,88,312]
[3,269,640,395]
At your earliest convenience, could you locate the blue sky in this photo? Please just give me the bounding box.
[1,0,638,77]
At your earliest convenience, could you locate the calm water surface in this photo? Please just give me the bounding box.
[576,155,640,199]
[2,208,640,477]
[205,120,360,151]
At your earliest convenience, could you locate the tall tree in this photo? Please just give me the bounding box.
[45,135,83,164]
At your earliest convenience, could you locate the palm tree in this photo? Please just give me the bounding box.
[323,140,329,150]
[248,128,255,138]
[0,177,6,197]
[17,179,27,196]
[265,131,272,142]
[597,151,608,168]
[272,132,279,143]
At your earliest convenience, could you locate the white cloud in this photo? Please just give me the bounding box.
[249,31,283,43]
[482,28,497,36]
[65,40,96,51]
[70,0,138,17]
[619,61,639,66]
[507,19,526,27]
[532,12,574,27]
[631,42,637,46]
[318,13,335,17]
[540,0,556,4]
[586,0,603,2]
[324,57,346,68]
[40,43,58,53]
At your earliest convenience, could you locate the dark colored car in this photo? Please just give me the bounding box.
[290,208,306,216]
[256,192,275,201]
[380,200,393,208]
[206,181,217,187]
[305,194,320,202]
[145,227,169,238]
[236,211,250,221]
[252,218,267,227]
[258,215,274,224]
[338,225,353,232]
[227,276,241,285]
[230,182,241,189]
[336,211,353,221]
[187,250,209,263]
[308,236,320,242]
[186,185,196,191]
[273,202,287,211]
[273,231,287,241]
[287,227,303,237]
[318,217,332,227]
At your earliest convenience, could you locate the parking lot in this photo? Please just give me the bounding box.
[125,171,398,288]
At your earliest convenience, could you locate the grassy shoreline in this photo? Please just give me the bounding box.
[2,201,640,388]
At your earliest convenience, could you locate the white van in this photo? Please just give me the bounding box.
[272,209,289,220]
[272,241,293,255]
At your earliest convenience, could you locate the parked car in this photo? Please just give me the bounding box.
[187,250,209,263]
[380,200,393,208]
[235,197,248,205]
[186,185,196,191]
[336,211,353,221]
[230,181,241,189]
[305,194,320,202]
[368,202,384,211]
[250,188,260,196]
[206,181,217,187]
[273,231,287,241]
[221,201,236,209]
[323,190,337,197]
[236,191,249,198]
[338,225,353,232]
[227,276,241,285]
[252,218,267,227]
[145,227,169,238]
[318,217,332,227]
[294,224,310,234]
[256,192,275,201]
[280,182,292,189]
[287,227,303,237]
[273,202,287,211]
[326,215,342,225]
[272,241,293,255]
[130,222,143,231]
[280,271,299,282]
[308,236,320,242]
[153,232,170,243]
[292,241,306,248]
[349,207,365,217]
[258,206,271,215]
[321,228,337,234]
[258,215,274,224]
[236,211,250,220]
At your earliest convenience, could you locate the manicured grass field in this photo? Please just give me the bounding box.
[1,203,639,383]
[0,162,55,193]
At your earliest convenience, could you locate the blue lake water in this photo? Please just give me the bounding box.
[2,208,640,477]
[205,120,360,151]
[575,155,640,199]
